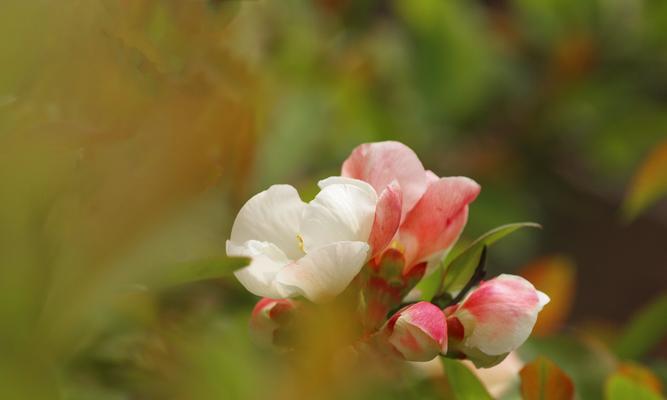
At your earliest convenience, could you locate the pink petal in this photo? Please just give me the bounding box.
[249,298,297,347]
[398,177,480,268]
[384,301,447,361]
[368,181,403,258]
[425,170,439,184]
[400,302,448,348]
[342,141,428,218]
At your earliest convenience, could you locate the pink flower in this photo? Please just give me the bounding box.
[380,301,447,362]
[445,274,550,367]
[249,298,297,347]
[342,141,480,272]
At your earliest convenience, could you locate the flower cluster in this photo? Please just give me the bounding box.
[228,141,549,367]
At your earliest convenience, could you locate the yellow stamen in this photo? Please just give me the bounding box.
[297,234,305,253]
[389,240,405,253]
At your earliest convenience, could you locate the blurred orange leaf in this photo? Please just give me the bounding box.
[624,139,667,220]
[520,255,576,335]
[520,356,575,400]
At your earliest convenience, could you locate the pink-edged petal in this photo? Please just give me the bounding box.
[368,181,403,258]
[425,170,439,184]
[342,141,427,218]
[276,241,369,303]
[228,240,296,299]
[421,206,469,275]
[300,180,377,251]
[455,274,550,355]
[250,298,297,347]
[398,177,480,268]
[230,185,306,260]
[384,301,447,361]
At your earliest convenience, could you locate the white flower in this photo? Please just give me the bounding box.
[226,177,377,303]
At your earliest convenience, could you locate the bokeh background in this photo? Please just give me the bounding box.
[1,0,665,399]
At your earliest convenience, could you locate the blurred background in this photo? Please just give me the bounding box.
[0,0,665,398]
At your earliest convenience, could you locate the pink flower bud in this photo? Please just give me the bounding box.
[446,274,550,367]
[381,301,447,362]
[249,298,297,347]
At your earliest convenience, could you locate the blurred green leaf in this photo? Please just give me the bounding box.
[441,357,492,400]
[150,256,249,289]
[614,293,667,360]
[605,374,664,400]
[623,139,667,220]
[520,356,575,400]
[434,222,541,301]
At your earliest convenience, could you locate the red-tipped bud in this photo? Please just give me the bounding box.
[446,274,550,367]
[249,298,297,348]
[380,301,447,362]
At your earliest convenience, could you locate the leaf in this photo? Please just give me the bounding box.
[519,255,576,335]
[623,138,667,220]
[433,222,541,301]
[520,356,575,400]
[440,357,493,400]
[150,256,249,289]
[432,246,487,308]
[615,363,664,394]
[614,293,667,360]
[519,335,616,400]
[605,374,664,400]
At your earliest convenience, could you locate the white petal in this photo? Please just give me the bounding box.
[537,291,551,308]
[227,240,297,299]
[318,176,377,199]
[300,181,377,251]
[230,185,306,260]
[276,241,369,303]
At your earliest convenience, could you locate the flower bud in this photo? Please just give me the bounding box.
[381,301,447,362]
[249,298,297,348]
[446,274,550,368]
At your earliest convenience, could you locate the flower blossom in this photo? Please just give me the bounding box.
[342,141,480,273]
[380,301,447,362]
[227,177,380,303]
[444,274,550,367]
[249,298,298,347]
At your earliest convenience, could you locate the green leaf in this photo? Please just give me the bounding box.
[150,256,249,289]
[519,356,575,400]
[605,375,663,400]
[441,357,493,400]
[433,222,541,301]
[614,293,667,360]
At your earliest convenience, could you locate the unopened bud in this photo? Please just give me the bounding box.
[380,301,447,362]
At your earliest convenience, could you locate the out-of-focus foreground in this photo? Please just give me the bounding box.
[0,1,665,399]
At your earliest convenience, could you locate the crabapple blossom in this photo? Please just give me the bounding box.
[227,177,377,303]
[444,274,550,367]
[249,298,298,347]
[342,141,480,273]
[379,302,447,362]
